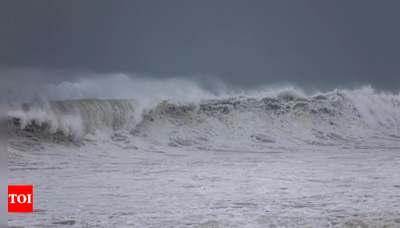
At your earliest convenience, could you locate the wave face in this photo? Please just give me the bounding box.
[8,99,137,138]
[7,87,400,147]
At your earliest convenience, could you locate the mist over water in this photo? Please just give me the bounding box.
[8,70,398,104]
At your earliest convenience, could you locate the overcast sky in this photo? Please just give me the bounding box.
[2,0,400,91]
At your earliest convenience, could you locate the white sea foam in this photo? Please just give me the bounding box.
[7,81,400,141]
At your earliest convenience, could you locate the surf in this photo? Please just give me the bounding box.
[7,87,400,148]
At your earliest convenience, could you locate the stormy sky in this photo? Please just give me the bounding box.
[2,0,400,91]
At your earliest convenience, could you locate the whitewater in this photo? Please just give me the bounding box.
[7,76,400,227]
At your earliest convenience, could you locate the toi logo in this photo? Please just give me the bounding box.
[8,185,33,213]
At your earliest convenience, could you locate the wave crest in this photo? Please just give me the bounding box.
[8,99,137,138]
[7,87,400,140]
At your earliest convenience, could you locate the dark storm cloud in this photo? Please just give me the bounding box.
[1,0,400,91]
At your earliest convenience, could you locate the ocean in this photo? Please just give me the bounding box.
[7,86,400,227]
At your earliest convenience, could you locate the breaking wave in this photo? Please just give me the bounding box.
[7,87,400,146]
[8,99,137,138]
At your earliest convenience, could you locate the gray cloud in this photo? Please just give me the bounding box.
[1,0,400,91]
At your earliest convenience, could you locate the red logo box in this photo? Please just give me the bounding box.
[8,185,33,213]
